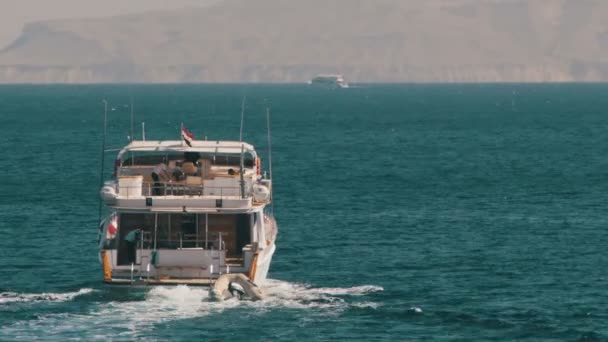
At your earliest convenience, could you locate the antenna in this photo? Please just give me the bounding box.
[180,122,184,146]
[129,90,134,142]
[239,144,245,199]
[98,99,108,226]
[142,122,146,141]
[266,108,273,214]
[239,96,246,142]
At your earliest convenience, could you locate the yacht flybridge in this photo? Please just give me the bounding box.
[98,138,277,289]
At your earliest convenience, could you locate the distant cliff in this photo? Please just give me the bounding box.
[1,0,608,83]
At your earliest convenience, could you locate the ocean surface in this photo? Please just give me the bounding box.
[0,83,607,341]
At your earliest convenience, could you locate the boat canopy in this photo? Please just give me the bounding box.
[117,140,257,161]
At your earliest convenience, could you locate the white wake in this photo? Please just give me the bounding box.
[0,288,95,304]
[1,280,383,340]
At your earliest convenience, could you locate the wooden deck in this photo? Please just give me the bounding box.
[106,277,215,286]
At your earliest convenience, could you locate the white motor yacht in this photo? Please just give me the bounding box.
[98,138,277,288]
[309,74,349,88]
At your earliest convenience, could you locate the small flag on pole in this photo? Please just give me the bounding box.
[181,124,194,147]
[107,215,118,240]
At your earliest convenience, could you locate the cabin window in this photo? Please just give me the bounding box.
[211,154,255,167]
[120,152,255,168]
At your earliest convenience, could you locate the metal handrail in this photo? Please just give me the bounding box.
[139,238,226,250]
[115,181,253,199]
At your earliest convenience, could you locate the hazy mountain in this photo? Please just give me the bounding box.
[1,0,608,83]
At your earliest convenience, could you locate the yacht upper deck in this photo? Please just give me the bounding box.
[101,140,271,212]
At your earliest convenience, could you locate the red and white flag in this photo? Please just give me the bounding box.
[106,215,118,240]
[181,125,194,147]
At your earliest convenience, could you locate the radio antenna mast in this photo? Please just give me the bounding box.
[239,96,246,142]
[129,90,134,142]
[98,99,108,225]
[266,107,273,214]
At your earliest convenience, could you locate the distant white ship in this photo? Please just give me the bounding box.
[309,74,349,88]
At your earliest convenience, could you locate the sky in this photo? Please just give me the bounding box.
[0,0,215,49]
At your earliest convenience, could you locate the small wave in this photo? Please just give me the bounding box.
[263,279,383,297]
[303,284,384,296]
[254,279,383,311]
[0,288,95,304]
[409,306,423,313]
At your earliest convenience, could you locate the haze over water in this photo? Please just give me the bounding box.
[0,84,607,340]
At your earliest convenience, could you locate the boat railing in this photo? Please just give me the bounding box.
[137,233,226,251]
[116,180,251,199]
[148,239,225,250]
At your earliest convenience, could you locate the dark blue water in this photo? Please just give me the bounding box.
[1,84,607,340]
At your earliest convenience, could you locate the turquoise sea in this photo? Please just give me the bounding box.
[0,84,607,340]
